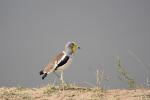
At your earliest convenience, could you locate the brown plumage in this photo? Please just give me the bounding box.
[44,52,64,73]
[39,52,67,79]
[39,42,80,81]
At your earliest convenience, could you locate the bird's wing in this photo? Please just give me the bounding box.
[43,52,65,73]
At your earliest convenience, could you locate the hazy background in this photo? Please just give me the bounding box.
[0,0,150,88]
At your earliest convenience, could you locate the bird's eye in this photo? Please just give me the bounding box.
[69,43,74,48]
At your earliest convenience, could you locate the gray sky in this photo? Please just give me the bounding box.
[0,0,150,88]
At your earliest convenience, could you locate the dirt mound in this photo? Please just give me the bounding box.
[0,85,150,100]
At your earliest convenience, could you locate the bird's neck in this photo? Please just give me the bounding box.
[63,50,73,56]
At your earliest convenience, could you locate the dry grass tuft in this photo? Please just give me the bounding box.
[117,57,137,89]
[0,85,150,100]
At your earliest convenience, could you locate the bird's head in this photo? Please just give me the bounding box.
[65,42,80,55]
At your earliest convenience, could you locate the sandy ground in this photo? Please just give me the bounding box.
[0,85,150,100]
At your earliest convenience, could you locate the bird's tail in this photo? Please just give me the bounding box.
[39,70,48,80]
[39,70,44,75]
[42,73,47,80]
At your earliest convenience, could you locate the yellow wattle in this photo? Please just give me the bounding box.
[72,46,77,53]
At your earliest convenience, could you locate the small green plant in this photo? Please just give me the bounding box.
[16,86,26,91]
[116,57,137,89]
[43,84,57,95]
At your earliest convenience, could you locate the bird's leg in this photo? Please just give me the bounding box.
[53,72,60,79]
[54,71,66,90]
[60,71,65,84]
[60,71,66,90]
[53,72,65,84]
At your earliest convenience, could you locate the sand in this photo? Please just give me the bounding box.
[0,85,150,100]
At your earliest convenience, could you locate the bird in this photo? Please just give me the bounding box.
[39,42,80,84]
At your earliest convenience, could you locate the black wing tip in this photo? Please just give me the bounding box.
[39,70,44,75]
[42,73,47,80]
